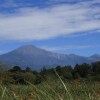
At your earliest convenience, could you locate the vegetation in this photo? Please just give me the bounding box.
[0,61,100,100]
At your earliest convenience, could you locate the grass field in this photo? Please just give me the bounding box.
[0,79,100,100]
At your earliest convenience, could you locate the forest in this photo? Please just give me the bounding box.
[0,61,100,85]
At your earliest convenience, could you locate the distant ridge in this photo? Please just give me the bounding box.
[0,45,100,70]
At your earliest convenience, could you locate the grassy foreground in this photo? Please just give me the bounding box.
[0,79,100,100]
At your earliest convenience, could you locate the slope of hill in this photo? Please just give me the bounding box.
[0,45,100,70]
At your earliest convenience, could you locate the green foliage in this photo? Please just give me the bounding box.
[92,61,100,74]
[74,63,92,78]
[9,66,22,72]
[34,75,43,84]
[0,61,100,99]
[61,66,73,80]
[0,61,100,86]
[56,66,73,80]
[25,67,32,72]
[0,72,14,85]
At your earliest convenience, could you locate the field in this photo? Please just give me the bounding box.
[0,79,100,100]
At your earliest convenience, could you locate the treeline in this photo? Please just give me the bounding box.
[0,61,100,85]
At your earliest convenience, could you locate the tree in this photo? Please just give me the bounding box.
[56,66,62,75]
[9,66,22,72]
[61,66,73,80]
[40,67,47,75]
[92,62,100,74]
[10,72,36,84]
[74,63,91,78]
[25,67,31,72]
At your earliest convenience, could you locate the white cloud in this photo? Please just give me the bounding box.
[0,0,100,41]
[41,45,100,51]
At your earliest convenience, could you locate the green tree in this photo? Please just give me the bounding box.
[9,66,22,72]
[25,67,31,72]
[61,66,73,80]
[74,63,91,78]
[92,61,100,74]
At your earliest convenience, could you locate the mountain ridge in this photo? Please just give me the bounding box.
[0,45,100,70]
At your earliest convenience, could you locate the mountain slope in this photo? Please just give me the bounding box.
[0,45,100,70]
[89,54,100,61]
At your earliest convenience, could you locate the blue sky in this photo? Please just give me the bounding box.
[0,0,100,56]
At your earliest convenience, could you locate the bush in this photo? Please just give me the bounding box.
[9,72,36,84]
[0,72,14,85]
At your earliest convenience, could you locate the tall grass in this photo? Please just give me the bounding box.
[0,71,100,100]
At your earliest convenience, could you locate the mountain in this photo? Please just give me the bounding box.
[0,45,100,70]
[89,54,100,61]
